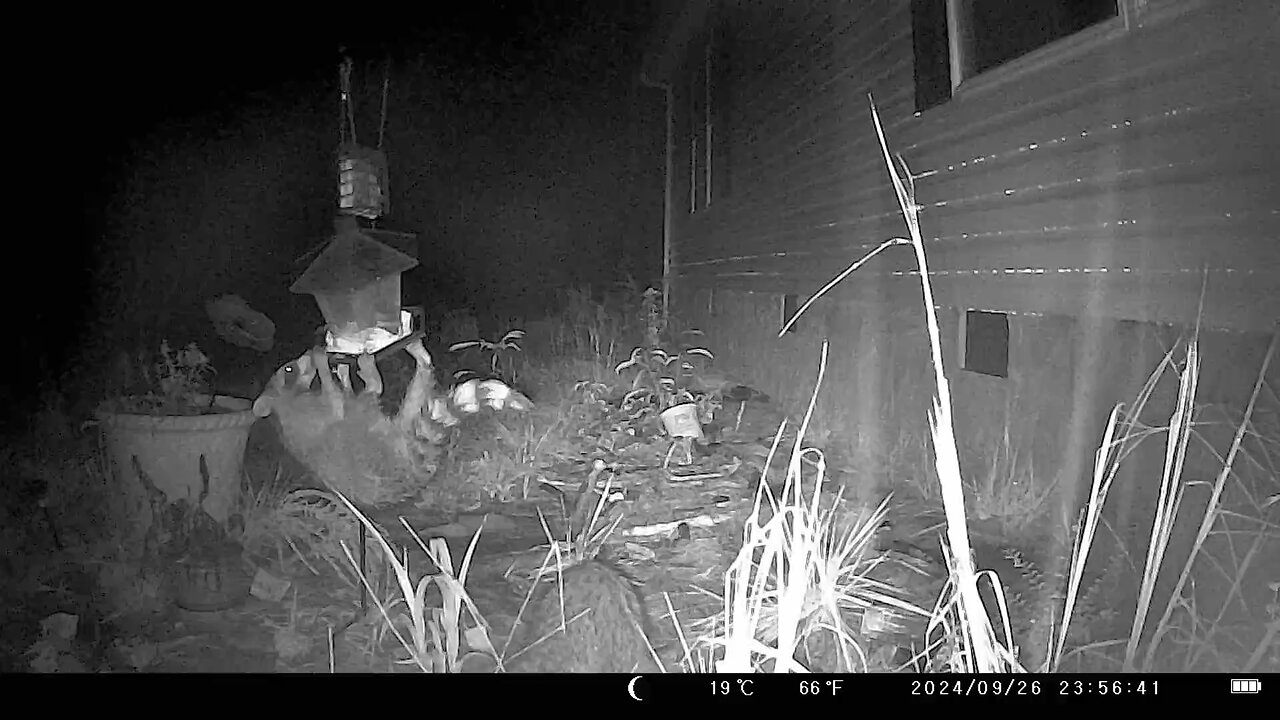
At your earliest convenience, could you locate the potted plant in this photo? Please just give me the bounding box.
[96,340,258,548]
[614,331,715,440]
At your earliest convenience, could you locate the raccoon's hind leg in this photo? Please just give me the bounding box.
[396,339,436,432]
[356,353,383,398]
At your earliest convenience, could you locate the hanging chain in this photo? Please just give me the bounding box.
[338,49,345,147]
[339,53,357,147]
[340,53,390,150]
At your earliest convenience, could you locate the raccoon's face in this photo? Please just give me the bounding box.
[252,353,317,418]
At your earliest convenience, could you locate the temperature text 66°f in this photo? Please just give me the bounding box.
[799,679,845,696]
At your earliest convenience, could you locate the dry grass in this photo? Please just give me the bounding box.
[965,426,1058,539]
[1048,330,1278,672]
[332,490,495,673]
[690,342,932,673]
[326,453,652,674]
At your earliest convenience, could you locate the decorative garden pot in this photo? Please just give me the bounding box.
[659,402,704,440]
[96,395,257,529]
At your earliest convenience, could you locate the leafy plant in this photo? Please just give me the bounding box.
[450,329,525,385]
[110,340,218,416]
[614,330,714,412]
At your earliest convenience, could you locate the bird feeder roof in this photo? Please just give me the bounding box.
[290,226,419,295]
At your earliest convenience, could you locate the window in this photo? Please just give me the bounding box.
[957,0,1119,77]
[960,310,1009,378]
[911,0,954,112]
[912,0,1130,112]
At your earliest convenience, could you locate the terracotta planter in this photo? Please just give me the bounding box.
[659,402,704,440]
[96,395,258,528]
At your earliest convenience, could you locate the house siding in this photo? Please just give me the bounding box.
[666,0,1278,333]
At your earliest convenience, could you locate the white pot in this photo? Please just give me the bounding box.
[659,402,703,439]
[96,395,257,527]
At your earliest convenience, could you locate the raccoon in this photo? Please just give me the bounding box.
[504,561,662,673]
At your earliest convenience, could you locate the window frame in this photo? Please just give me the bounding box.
[947,0,1134,98]
[913,0,1207,112]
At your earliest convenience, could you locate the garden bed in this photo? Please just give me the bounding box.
[4,289,1276,674]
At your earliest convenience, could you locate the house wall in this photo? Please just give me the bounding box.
[655,0,1279,567]
[666,0,1278,331]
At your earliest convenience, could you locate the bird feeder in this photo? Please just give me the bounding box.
[338,144,390,220]
[291,217,419,355]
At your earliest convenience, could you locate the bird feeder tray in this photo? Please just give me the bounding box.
[324,306,425,357]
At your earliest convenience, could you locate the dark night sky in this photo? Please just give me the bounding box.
[32,2,665,407]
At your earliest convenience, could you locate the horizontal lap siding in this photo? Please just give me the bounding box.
[675,0,914,278]
[673,0,1280,333]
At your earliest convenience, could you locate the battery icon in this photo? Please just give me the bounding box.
[1230,679,1260,694]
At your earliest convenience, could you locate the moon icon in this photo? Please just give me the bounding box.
[627,676,644,702]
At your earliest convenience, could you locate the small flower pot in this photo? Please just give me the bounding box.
[659,402,704,440]
[171,549,252,612]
